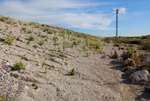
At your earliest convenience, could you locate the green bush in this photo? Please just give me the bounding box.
[141,40,150,50]
[59,53,67,58]
[53,37,58,43]
[72,41,78,45]
[33,45,37,49]
[29,35,35,41]
[28,22,33,26]
[52,65,55,69]
[12,61,26,70]
[45,67,47,73]
[38,40,45,46]
[50,54,56,57]
[32,83,39,89]
[5,37,14,45]
[21,27,27,33]
[64,62,68,66]
[48,31,52,34]
[71,68,76,75]
[89,41,101,49]
[84,52,89,57]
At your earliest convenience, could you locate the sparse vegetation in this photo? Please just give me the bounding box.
[84,52,90,57]
[21,27,27,33]
[52,65,55,69]
[38,40,45,46]
[71,68,76,75]
[32,83,39,89]
[64,62,68,66]
[5,37,14,45]
[103,36,150,51]
[0,60,24,101]
[33,45,37,49]
[53,37,59,43]
[12,61,26,70]
[45,67,47,73]
[29,35,35,41]
[48,31,52,34]
[59,53,67,58]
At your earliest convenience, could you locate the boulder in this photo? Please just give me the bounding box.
[116,56,123,63]
[101,54,109,58]
[129,70,150,84]
[124,58,136,66]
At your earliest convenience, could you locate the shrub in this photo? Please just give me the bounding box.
[52,65,55,69]
[38,33,41,37]
[50,54,56,57]
[33,45,37,49]
[45,38,48,42]
[45,67,47,73]
[41,35,47,38]
[21,27,27,33]
[84,52,89,57]
[32,83,39,89]
[83,45,87,51]
[38,40,45,46]
[53,37,58,43]
[18,20,22,25]
[127,49,134,59]
[5,37,14,45]
[28,22,33,26]
[71,68,76,75]
[48,31,52,34]
[72,41,78,45]
[141,40,150,50]
[0,60,24,101]
[89,41,101,49]
[59,53,67,58]
[27,30,32,34]
[90,37,95,40]
[35,85,39,89]
[12,61,26,70]
[64,62,68,66]
[43,28,48,32]
[29,35,35,41]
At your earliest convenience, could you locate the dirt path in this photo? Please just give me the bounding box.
[18,43,146,101]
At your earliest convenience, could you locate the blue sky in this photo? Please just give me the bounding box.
[0,0,150,37]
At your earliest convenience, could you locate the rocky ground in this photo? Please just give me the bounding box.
[0,15,149,101]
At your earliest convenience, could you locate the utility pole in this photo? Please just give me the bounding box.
[116,9,119,38]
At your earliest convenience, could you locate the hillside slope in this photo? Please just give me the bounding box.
[0,15,147,101]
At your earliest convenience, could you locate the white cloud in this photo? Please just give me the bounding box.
[113,7,126,14]
[0,0,114,30]
[119,7,126,14]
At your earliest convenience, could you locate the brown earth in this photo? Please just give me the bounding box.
[0,16,149,101]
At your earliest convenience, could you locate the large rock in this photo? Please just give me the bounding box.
[129,70,150,84]
[124,58,136,66]
[116,56,123,63]
[101,53,109,58]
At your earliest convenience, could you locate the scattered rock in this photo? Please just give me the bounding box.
[51,57,63,65]
[145,83,150,90]
[129,70,150,84]
[111,50,118,59]
[116,56,123,63]
[101,54,109,58]
[16,37,24,42]
[10,73,19,78]
[124,58,136,66]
